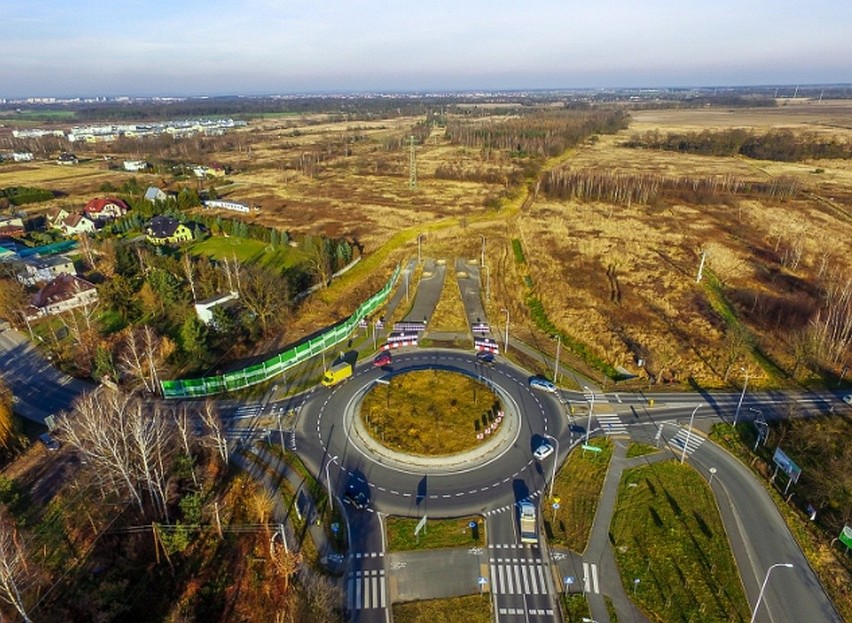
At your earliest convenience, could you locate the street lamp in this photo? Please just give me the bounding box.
[501,308,510,353]
[733,367,750,427]
[544,434,560,500]
[479,234,486,268]
[324,455,339,512]
[417,233,425,264]
[749,563,794,623]
[482,265,490,302]
[553,334,562,385]
[681,404,702,465]
[584,385,595,445]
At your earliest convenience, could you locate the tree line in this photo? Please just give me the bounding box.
[539,168,800,205]
[623,128,852,162]
[444,109,628,160]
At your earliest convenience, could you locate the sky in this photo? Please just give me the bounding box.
[1,0,851,98]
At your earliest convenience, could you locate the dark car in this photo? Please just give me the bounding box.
[373,351,392,367]
[476,350,495,364]
[569,424,586,435]
[38,432,60,451]
[345,483,369,509]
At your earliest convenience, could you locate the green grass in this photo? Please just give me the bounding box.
[546,437,612,552]
[625,442,659,459]
[360,370,501,455]
[188,235,305,274]
[386,515,484,551]
[393,594,491,623]
[562,593,591,622]
[610,460,750,623]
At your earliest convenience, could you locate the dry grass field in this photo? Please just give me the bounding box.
[4,101,850,389]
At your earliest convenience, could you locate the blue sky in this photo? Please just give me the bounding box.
[2,0,850,97]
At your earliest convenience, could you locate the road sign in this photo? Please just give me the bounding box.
[564,576,575,585]
[477,576,488,585]
[552,502,560,510]
[581,444,603,453]
[840,525,852,549]
[469,521,477,529]
[772,447,802,483]
[331,522,339,534]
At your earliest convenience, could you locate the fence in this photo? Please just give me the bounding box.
[160,264,401,398]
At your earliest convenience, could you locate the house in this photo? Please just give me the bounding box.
[123,160,148,172]
[144,186,168,204]
[145,215,193,245]
[84,197,129,221]
[46,207,71,231]
[16,254,76,286]
[28,274,98,318]
[0,216,25,238]
[194,291,240,325]
[59,213,96,236]
[12,152,34,162]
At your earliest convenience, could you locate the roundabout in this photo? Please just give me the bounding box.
[308,349,568,517]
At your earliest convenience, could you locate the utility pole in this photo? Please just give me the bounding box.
[696,249,707,283]
[733,368,749,426]
[479,235,486,268]
[409,136,417,189]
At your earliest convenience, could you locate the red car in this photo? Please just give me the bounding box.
[373,351,392,367]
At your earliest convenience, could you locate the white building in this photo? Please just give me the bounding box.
[194,291,240,325]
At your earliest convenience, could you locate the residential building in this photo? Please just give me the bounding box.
[59,213,96,236]
[16,254,76,286]
[28,274,98,318]
[84,197,129,221]
[144,186,168,204]
[203,199,250,213]
[0,216,25,238]
[194,291,240,325]
[146,215,193,245]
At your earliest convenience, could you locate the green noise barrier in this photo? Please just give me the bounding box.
[160,264,401,398]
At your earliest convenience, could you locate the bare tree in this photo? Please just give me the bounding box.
[182,253,198,302]
[119,325,169,394]
[0,511,33,623]
[304,236,333,288]
[201,400,228,464]
[238,265,290,335]
[173,405,199,488]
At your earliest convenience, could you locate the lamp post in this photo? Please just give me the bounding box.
[544,434,560,500]
[479,234,486,268]
[404,270,410,302]
[553,334,562,385]
[324,455,339,514]
[584,385,595,445]
[749,563,793,623]
[482,264,490,302]
[417,233,425,264]
[501,308,510,353]
[733,367,750,426]
[681,404,702,465]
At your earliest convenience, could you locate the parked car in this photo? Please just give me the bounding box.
[843,395,852,406]
[38,432,60,451]
[373,351,392,367]
[533,442,554,460]
[529,377,557,393]
[476,351,495,364]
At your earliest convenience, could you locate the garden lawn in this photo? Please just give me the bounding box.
[188,235,305,274]
[610,460,750,622]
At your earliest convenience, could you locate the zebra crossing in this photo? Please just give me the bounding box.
[582,562,600,593]
[668,428,704,456]
[231,403,263,419]
[489,557,549,595]
[596,413,628,436]
[346,568,386,610]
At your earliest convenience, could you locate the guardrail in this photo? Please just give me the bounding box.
[160,264,401,398]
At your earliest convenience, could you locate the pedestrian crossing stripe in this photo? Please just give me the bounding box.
[489,560,549,595]
[596,413,628,435]
[668,429,704,456]
[232,404,263,418]
[582,561,600,594]
[347,569,386,610]
[498,608,555,616]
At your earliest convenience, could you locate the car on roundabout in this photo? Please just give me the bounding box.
[533,442,554,460]
[373,351,392,367]
[529,377,558,394]
[344,483,369,509]
[843,394,852,406]
[476,350,495,364]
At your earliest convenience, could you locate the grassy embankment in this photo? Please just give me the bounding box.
[610,460,751,622]
[393,594,491,623]
[385,515,484,551]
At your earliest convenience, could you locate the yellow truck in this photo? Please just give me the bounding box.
[322,361,353,387]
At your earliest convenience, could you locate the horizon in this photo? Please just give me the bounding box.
[2,0,850,100]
